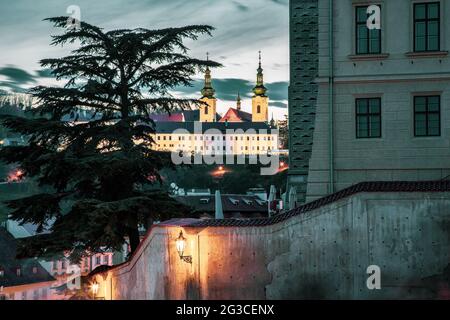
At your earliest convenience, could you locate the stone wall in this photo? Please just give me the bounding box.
[91,190,450,300]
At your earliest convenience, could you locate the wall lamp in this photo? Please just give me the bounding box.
[175,231,192,264]
[91,280,99,300]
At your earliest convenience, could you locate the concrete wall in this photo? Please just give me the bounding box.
[92,191,450,300]
[305,0,450,202]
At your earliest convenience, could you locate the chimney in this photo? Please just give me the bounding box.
[215,190,224,219]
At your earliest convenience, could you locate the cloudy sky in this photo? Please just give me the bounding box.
[0,0,289,119]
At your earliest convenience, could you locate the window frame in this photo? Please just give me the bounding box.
[413,2,440,52]
[355,97,382,139]
[413,95,441,137]
[355,5,382,55]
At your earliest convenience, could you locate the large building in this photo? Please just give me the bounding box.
[150,54,279,156]
[289,0,450,203]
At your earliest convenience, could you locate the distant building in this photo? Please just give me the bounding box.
[174,193,268,219]
[152,121,277,156]
[149,53,279,156]
[289,0,450,203]
[5,219,117,295]
[0,228,57,300]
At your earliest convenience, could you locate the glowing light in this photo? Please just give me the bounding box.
[7,169,25,183]
[175,231,192,264]
[91,281,99,296]
[277,161,289,173]
[209,166,231,177]
[175,231,186,258]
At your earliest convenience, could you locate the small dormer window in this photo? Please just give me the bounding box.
[199,198,210,204]
[229,198,239,205]
[16,267,21,277]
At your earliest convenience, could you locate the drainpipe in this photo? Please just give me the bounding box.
[328,0,335,194]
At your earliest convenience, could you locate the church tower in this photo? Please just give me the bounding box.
[252,51,269,122]
[199,53,217,122]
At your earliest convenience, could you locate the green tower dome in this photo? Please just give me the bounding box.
[252,51,267,97]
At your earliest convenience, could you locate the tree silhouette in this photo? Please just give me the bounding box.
[0,17,220,261]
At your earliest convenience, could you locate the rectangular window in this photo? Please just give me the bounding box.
[356,98,381,138]
[414,96,440,136]
[356,6,381,54]
[414,2,440,52]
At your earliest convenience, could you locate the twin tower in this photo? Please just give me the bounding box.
[199,52,269,123]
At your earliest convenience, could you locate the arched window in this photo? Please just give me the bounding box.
[205,106,209,114]
[257,105,261,113]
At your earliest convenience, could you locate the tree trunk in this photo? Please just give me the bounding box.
[128,226,140,255]
[128,213,140,255]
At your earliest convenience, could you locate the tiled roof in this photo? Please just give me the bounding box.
[184,181,450,227]
[219,108,252,122]
[0,228,55,288]
[234,109,252,122]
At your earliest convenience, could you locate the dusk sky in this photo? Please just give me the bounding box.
[0,0,289,119]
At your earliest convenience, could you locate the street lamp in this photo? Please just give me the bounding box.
[175,231,192,264]
[91,280,99,300]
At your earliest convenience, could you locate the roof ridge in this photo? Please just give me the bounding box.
[185,180,450,227]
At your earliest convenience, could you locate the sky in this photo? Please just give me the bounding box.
[0,0,289,119]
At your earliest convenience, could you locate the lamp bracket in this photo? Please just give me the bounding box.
[181,256,192,264]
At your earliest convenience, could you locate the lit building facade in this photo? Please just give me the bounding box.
[150,53,278,155]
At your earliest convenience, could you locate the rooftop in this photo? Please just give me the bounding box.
[183,180,450,227]
[175,194,267,218]
[0,228,55,288]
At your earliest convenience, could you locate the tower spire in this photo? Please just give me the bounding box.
[236,91,241,110]
[258,50,262,69]
[253,51,267,96]
[201,52,215,98]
